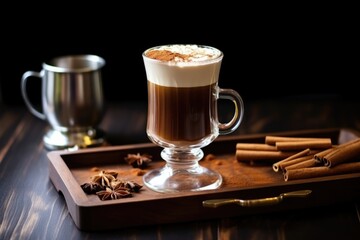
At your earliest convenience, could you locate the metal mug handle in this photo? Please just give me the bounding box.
[21,70,46,120]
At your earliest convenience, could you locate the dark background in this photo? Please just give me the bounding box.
[0,5,357,106]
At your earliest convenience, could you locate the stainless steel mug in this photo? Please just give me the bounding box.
[21,54,106,150]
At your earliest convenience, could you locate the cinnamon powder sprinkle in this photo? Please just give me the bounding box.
[131,168,147,176]
[214,160,223,166]
[91,167,100,172]
[204,154,216,161]
[146,50,190,62]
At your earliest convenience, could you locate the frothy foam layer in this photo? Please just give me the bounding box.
[145,45,221,62]
[143,45,222,87]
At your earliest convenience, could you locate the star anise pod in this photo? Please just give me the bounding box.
[124,153,152,169]
[96,187,132,201]
[90,170,118,187]
[80,182,105,194]
[111,179,143,192]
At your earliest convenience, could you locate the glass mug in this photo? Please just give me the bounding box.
[21,54,106,150]
[142,44,244,192]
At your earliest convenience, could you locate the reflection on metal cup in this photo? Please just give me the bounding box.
[21,54,106,150]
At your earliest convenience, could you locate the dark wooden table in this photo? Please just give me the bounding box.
[1,95,360,239]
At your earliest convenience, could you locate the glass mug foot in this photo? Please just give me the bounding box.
[143,148,223,193]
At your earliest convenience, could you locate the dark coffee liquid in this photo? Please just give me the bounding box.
[147,81,217,145]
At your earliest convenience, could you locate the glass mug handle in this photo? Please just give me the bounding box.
[217,87,244,135]
[21,71,46,120]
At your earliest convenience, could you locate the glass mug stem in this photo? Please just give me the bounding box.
[143,147,223,192]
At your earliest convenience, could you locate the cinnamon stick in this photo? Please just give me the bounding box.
[272,148,311,172]
[283,158,319,171]
[314,147,334,163]
[284,162,360,181]
[322,138,360,167]
[236,150,298,162]
[236,143,277,151]
[265,136,332,145]
[275,139,332,151]
[277,155,314,172]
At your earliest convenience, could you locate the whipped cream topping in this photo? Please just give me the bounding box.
[151,45,221,62]
[143,44,223,87]
[145,44,222,63]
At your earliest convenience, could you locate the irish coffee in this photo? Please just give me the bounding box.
[143,45,222,147]
[142,44,244,192]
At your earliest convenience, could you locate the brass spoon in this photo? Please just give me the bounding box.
[202,189,312,208]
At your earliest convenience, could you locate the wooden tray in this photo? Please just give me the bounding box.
[47,128,360,231]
